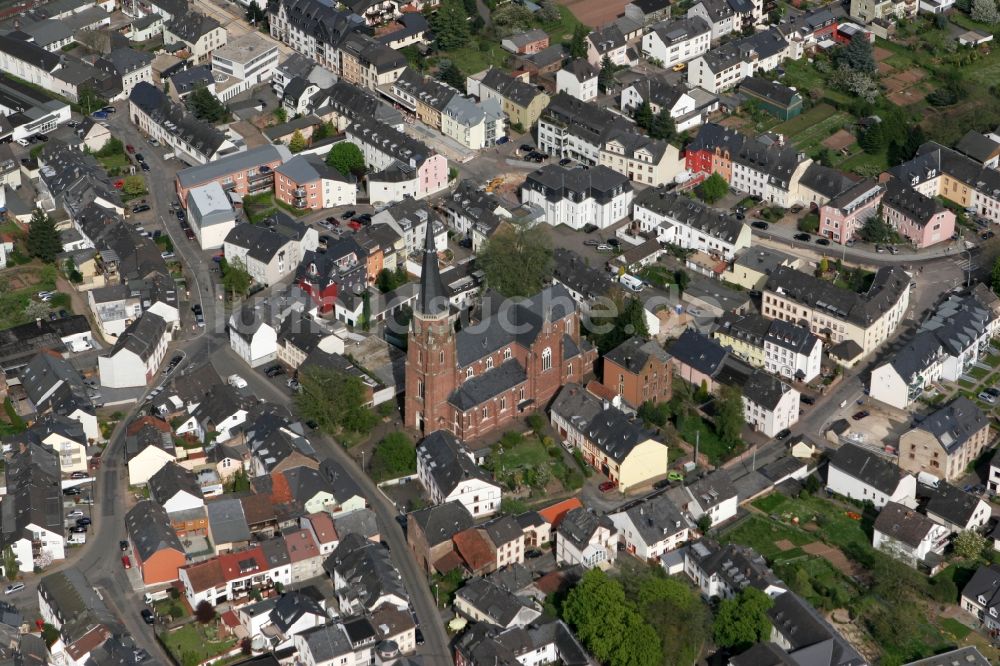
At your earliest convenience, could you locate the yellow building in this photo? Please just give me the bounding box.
[470,68,550,130]
[727,247,802,291]
[713,312,769,367]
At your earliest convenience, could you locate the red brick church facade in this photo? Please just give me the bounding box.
[405,226,596,441]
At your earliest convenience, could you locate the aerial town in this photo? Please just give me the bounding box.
[0,0,998,663]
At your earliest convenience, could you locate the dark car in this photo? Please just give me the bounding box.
[751,221,768,230]
[175,210,186,220]
[341,210,357,219]
[458,238,472,249]
[191,304,203,315]
[63,487,81,496]
[794,233,810,241]
[76,517,92,527]
[357,213,372,223]
[775,428,791,440]
[606,238,620,247]
[496,136,509,144]
[70,526,87,533]
[132,204,150,213]
[801,395,815,405]
[982,231,995,240]
[141,609,155,625]
[525,549,543,559]
[70,471,88,479]
[582,223,599,234]
[141,162,150,172]
[852,410,870,421]
[265,365,285,377]
[519,144,533,153]
[134,153,145,162]
[415,629,424,646]
[120,540,129,551]
[558,158,573,166]
[304,419,319,430]
[101,106,116,114]
[33,133,48,142]
[598,481,617,493]
[815,237,830,245]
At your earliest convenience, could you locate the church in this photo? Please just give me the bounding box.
[405,224,597,441]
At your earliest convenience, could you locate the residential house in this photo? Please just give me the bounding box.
[466,68,550,130]
[641,17,711,68]
[620,78,701,132]
[224,212,319,287]
[163,12,228,63]
[284,528,324,582]
[551,247,615,305]
[609,493,689,561]
[960,564,1000,632]
[1,439,65,569]
[738,77,802,120]
[440,179,512,249]
[881,179,955,249]
[125,416,176,485]
[923,482,991,533]
[714,312,821,382]
[898,397,989,482]
[826,443,916,508]
[763,265,910,360]
[440,95,506,150]
[686,28,789,93]
[550,384,670,492]
[416,431,501,518]
[96,47,153,99]
[454,577,542,629]
[633,187,751,260]
[125,500,186,584]
[741,370,800,438]
[148,462,205,516]
[454,619,590,666]
[684,540,786,599]
[555,59,599,102]
[955,130,1000,169]
[187,182,236,251]
[688,0,742,40]
[452,515,525,574]
[849,0,917,23]
[323,533,408,615]
[818,179,884,243]
[872,501,949,569]
[501,29,549,55]
[97,312,170,389]
[37,570,115,645]
[293,623,371,666]
[555,507,618,569]
[19,350,99,444]
[87,284,143,341]
[666,328,738,395]
[407,500,475,574]
[210,32,280,102]
[74,117,112,153]
[273,155,356,211]
[346,116,448,204]
[625,0,672,25]
[520,164,633,230]
[174,144,291,204]
[601,336,673,408]
[767,592,866,666]
[586,23,631,67]
[336,32,406,92]
[206,497,252,554]
[677,470,739,527]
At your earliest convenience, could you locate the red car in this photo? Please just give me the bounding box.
[126,144,135,154]
[348,220,361,231]
[121,555,131,569]
[598,481,617,493]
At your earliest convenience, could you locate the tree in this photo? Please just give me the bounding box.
[122,175,146,196]
[991,256,1000,294]
[493,4,534,35]
[195,600,216,624]
[713,587,774,651]
[650,108,676,141]
[589,295,649,354]
[186,85,229,123]
[627,574,711,666]
[438,62,465,89]
[954,530,987,559]
[431,0,470,50]
[313,121,335,141]
[568,24,589,59]
[634,100,654,130]
[563,569,663,666]
[971,0,1000,24]
[698,172,729,204]
[818,256,829,274]
[538,0,561,22]
[246,0,269,29]
[370,432,416,481]
[838,33,877,73]
[714,385,744,446]
[2,547,18,581]
[295,366,378,435]
[225,467,250,493]
[26,209,61,263]
[76,86,108,115]
[859,122,884,153]
[858,209,897,243]
[41,624,60,648]
[95,137,124,157]
[222,256,253,298]
[288,130,307,154]
[834,67,880,103]
[673,269,689,295]
[326,142,366,177]
[478,220,554,298]
[376,265,409,293]
[599,55,616,92]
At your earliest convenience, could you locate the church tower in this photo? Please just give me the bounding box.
[404,222,456,434]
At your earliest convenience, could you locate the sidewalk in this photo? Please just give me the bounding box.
[753,223,968,265]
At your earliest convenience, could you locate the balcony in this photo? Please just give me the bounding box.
[292,187,306,197]
[292,197,308,209]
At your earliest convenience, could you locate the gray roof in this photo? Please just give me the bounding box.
[206,497,252,544]
[700,28,788,74]
[176,144,292,189]
[739,76,800,108]
[604,336,670,374]
[686,539,782,593]
[504,28,548,48]
[584,402,660,464]
[270,592,325,633]
[323,533,407,609]
[148,461,203,505]
[417,431,494,497]
[104,311,167,362]
[872,501,937,549]
[557,507,614,551]
[954,130,1000,165]
[273,154,352,186]
[766,265,910,328]
[882,179,945,227]
[829,443,903,493]
[561,58,598,82]
[125,500,184,562]
[300,624,354,663]
[224,212,311,263]
[416,217,447,317]
[963,563,1000,615]
[523,164,631,205]
[37,569,118,644]
[612,493,686,545]
[455,577,535,627]
[635,188,747,243]
[455,619,589,666]
[650,16,711,44]
[892,142,1000,199]
[101,47,154,76]
[902,647,991,666]
[911,396,987,455]
[128,82,226,159]
[2,440,62,553]
[332,507,378,541]
[408,501,474,546]
[165,11,221,44]
[552,248,614,300]
[448,359,528,411]
[798,163,856,200]
[768,592,866,666]
[686,469,737,510]
[742,369,793,410]
[317,458,365,506]
[667,328,729,376]
[923,482,984,527]
[479,68,545,108]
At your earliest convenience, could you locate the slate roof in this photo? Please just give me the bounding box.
[740,76,800,108]
[667,328,729,376]
[448,359,528,411]
[587,23,626,54]
[417,430,495,497]
[923,482,984,527]
[165,11,221,44]
[892,142,1000,199]
[742,369,793,411]
[176,144,292,189]
[829,444,903,493]
[766,265,910,328]
[269,591,324,633]
[148,462,203,505]
[585,402,661,463]
[873,501,937,548]
[768,592,866,666]
[911,396,988,455]
[523,164,631,204]
[455,577,535,627]
[686,539,782,593]
[557,507,614,551]
[323,533,407,609]
[37,570,118,644]
[561,58,598,82]
[650,16,711,44]
[129,82,227,159]
[125,500,184,562]
[798,163,856,200]
[21,350,90,415]
[454,619,589,666]
[1,440,62,552]
[551,248,614,300]
[954,130,1000,165]
[612,493,686,545]
[902,647,991,666]
[317,458,364,506]
[408,501,474,546]
[224,212,311,264]
[635,187,746,243]
[206,497,251,544]
[299,624,354,663]
[479,68,545,108]
[604,336,671,373]
[883,179,945,227]
[700,27,788,74]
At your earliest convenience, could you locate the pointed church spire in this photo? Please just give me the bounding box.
[417,220,448,318]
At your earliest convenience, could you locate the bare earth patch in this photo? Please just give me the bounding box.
[555,0,627,27]
[873,46,895,62]
[774,539,797,551]
[822,129,856,152]
[802,541,858,577]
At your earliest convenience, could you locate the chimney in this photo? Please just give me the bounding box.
[36,318,42,328]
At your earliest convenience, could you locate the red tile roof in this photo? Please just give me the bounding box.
[453,528,495,573]
[128,416,171,435]
[182,558,225,593]
[586,380,617,402]
[65,625,111,661]
[284,528,320,563]
[270,471,294,505]
[304,512,338,545]
[218,545,267,581]
[537,498,583,528]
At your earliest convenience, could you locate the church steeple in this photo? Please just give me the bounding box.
[417,220,448,319]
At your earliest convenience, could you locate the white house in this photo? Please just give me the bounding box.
[686,28,789,93]
[454,577,542,629]
[188,182,237,251]
[440,95,506,151]
[827,443,917,509]
[520,164,633,231]
[684,540,786,599]
[97,312,170,389]
[620,79,701,133]
[741,370,800,438]
[294,623,372,666]
[555,59,599,102]
[960,564,1000,633]
[416,431,501,518]
[763,319,823,383]
[609,494,689,561]
[3,441,66,569]
[163,13,228,64]
[679,471,739,527]
[923,482,992,533]
[125,418,176,486]
[224,213,318,287]
[210,32,280,102]
[87,284,143,341]
[148,463,205,515]
[687,0,738,40]
[556,507,618,570]
[872,501,950,569]
[346,116,448,203]
[633,187,751,260]
[641,17,711,68]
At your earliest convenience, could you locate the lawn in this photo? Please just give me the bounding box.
[493,432,549,469]
[787,112,851,154]
[968,366,991,380]
[675,413,735,465]
[984,353,1000,368]
[487,431,585,493]
[98,153,130,170]
[750,493,873,552]
[938,617,972,640]
[638,264,675,288]
[774,104,836,137]
[720,514,812,562]
[780,61,853,106]
[839,150,888,177]
[160,623,237,665]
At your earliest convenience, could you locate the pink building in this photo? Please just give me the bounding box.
[819,179,883,244]
[882,180,955,249]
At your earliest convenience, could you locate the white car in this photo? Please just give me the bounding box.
[14,138,28,147]
[66,510,84,519]
[228,374,248,389]
[4,583,24,595]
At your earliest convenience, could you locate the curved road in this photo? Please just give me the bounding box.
[99,107,453,665]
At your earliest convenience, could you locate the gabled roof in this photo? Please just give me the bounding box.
[129,82,227,159]
[766,265,910,328]
[417,430,495,497]
[323,533,407,609]
[872,501,937,548]
[829,444,903,493]
[954,130,1000,165]
[408,501,474,546]
[206,496,251,544]
[742,370,793,411]
[667,328,729,376]
[611,493,686,545]
[923,482,985,526]
[455,577,536,627]
[148,461,203,505]
[125,500,184,562]
[768,592,866,666]
[557,507,614,550]
[911,396,987,455]
[604,336,671,374]
[635,187,747,243]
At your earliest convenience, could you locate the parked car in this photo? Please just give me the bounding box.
[195,313,205,327]
[558,158,573,166]
[141,609,155,625]
[141,162,150,172]
[583,239,600,246]
[122,555,131,569]
[132,204,150,213]
[852,410,870,421]
[120,540,129,551]
[801,395,815,405]
[161,251,174,259]
[751,220,768,230]
[134,153,144,163]
[76,517,92,526]
[875,244,886,253]
[606,238,620,247]
[149,137,159,147]
[775,428,791,440]
[101,106,116,114]
[887,245,900,254]
[793,233,810,241]
[70,526,87,534]
[496,136,509,144]
[458,238,472,249]
[70,471,88,479]
[63,487,81,496]
[582,223,599,233]
[192,304,203,315]
[67,510,84,518]
[126,144,135,153]
[815,237,830,246]
[598,481,617,493]
[341,209,356,219]
[4,584,24,595]
[525,549,543,559]
[978,391,996,404]
[596,244,613,251]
